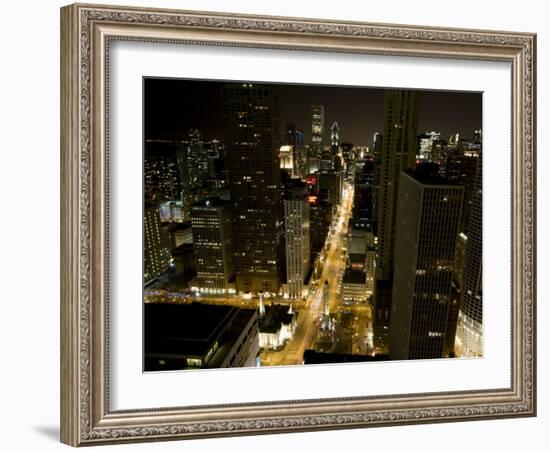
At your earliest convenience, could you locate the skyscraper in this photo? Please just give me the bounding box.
[330,121,340,151]
[190,198,234,293]
[455,152,483,357]
[284,182,310,299]
[222,83,284,295]
[187,129,209,189]
[351,155,375,230]
[376,90,419,280]
[144,202,171,285]
[311,105,324,159]
[373,90,419,353]
[389,166,464,360]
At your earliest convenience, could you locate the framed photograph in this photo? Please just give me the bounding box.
[60,3,536,446]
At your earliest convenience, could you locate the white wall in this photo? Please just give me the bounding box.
[0,1,546,449]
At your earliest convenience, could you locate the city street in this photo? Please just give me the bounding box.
[261,183,364,366]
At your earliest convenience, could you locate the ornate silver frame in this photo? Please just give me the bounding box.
[60,3,536,446]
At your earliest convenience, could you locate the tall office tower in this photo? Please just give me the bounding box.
[330,121,340,152]
[222,83,284,295]
[376,90,419,280]
[284,182,310,299]
[373,91,418,352]
[144,202,171,285]
[186,129,209,189]
[389,165,464,360]
[455,152,483,357]
[311,105,324,159]
[351,155,375,230]
[190,198,234,293]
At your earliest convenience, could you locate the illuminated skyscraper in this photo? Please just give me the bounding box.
[284,182,310,299]
[455,152,483,357]
[187,129,209,189]
[390,166,464,360]
[190,198,234,293]
[330,121,340,151]
[311,105,324,159]
[351,155,375,230]
[222,83,284,295]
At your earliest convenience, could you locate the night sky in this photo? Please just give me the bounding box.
[144,78,482,145]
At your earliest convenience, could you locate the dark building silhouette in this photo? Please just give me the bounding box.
[389,166,464,360]
[373,90,419,353]
[145,303,259,370]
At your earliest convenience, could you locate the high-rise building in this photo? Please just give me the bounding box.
[311,105,324,159]
[389,166,464,360]
[373,90,419,352]
[190,198,234,293]
[455,152,483,357]
[187,129,209,189]
[222,83,284,295]
[351,155,375,230]
[144,202,171,285]
[330,121,340,155]
[376,90,419,280]
[284,182,310,299]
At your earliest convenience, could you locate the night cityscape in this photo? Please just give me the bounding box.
[143,79,483,371]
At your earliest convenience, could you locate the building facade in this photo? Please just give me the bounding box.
[190,198,234,293]
[284,182,311,299]
[223,83,284,295]
[311,105,324,159]
[455,152,483,357]
[373,90,419,353]
[389,167,464,360]
[144,203,171,285]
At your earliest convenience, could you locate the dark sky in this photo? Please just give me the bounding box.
[144,78,482,145]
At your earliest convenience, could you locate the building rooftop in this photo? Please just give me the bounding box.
[144,302,256,366]
[343,268,366,285]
